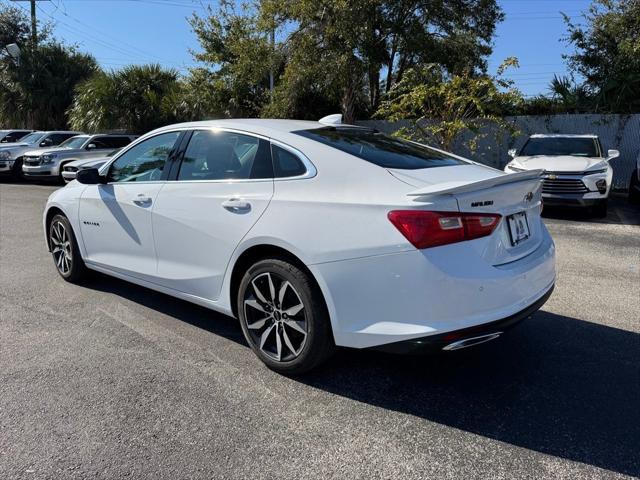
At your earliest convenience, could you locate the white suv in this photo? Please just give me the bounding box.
[505,134,619,217]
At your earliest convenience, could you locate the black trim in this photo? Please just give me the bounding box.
[372,285,554,354]
[166,130,192,181]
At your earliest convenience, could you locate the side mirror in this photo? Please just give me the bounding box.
[39,138,53,147]
[508,149,517,158]
[86,143,97,150]
[76,167,106,185]
[606,149,620,161]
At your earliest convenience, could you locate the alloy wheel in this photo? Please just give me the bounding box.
[50,221,73,275]
[243,271,308,362]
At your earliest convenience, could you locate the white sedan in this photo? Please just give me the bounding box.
[43,118,555,373]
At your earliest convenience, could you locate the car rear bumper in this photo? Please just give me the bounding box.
[311,226,556,349]
[373,284,553,353]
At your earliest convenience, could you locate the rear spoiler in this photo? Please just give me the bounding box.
[407,169,544,197]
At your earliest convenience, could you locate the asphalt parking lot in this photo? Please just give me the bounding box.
[1,182,638,479]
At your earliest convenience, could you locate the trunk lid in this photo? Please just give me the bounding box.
[389,165,545,265]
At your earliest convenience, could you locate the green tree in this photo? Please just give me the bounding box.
[563,0,640,112]
[189,0,504,122]
[68,64,181,134]
[262,0,504,121]
[375,58,522,151]
[0,43,97,129]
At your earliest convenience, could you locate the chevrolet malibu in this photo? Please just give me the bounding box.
[43,118,556,374]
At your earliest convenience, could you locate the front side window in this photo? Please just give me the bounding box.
[108,131,180,183]
[178,130,271,181]
[520,137,600,157]
[294,127,467,170]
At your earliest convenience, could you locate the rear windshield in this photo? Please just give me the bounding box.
[520,137,600,157]
[293,127,467,169]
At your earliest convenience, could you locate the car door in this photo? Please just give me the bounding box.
[152,128,274,301]
[78,131,182,279]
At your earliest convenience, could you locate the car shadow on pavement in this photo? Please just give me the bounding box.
[85,274,639,477]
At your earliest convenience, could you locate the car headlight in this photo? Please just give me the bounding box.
[0,151,11,161]
[41,154,57,164]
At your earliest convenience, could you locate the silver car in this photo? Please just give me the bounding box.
[22,134,136,182]
[0,131,82,180]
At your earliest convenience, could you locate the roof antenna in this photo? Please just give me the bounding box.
[318,114,342,126]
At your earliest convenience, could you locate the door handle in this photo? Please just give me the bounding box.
[222,198,251,212]
[133,194,153,207]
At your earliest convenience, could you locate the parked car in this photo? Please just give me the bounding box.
[504,134,619,217]
[23,133,136,183]
[0,131,83,180]
[629,150,640,204]
[43,118,556,374]
[61,156,113,183]
[0,129,33,143]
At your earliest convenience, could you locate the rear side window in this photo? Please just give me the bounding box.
[293,127,467,170]
[48,133,78,145]
[178,130,272,181]
[271,145,307,177]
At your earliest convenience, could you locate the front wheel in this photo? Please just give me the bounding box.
[237,258,334,374]
[49,214,88,283]
[11,157,23,181]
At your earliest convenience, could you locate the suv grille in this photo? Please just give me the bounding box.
[542,178,589,194]
[23,156,41,166]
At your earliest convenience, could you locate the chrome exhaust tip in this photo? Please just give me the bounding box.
[442,332,503,351]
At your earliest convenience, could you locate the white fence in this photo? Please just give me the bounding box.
[360,114,640,189]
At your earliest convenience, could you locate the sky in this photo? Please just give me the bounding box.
[7,0,593,98]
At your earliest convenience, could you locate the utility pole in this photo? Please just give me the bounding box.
[12,0,38,48]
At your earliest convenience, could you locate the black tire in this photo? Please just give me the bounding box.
[629,170,640,205]
[237,258,334,374]
[11,157,24,181]
[592,199,608,218]
[49,214,88,283]
[58,162,70,185]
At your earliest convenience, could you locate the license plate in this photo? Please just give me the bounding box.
[507,212,530,245]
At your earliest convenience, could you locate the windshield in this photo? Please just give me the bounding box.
[294,127,467,169]
[520,137,599,157]
[59,136,89,149]
[19,132,46,144]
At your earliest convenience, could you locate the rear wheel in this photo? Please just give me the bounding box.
[49,214,88,283]
[237,258,334,374]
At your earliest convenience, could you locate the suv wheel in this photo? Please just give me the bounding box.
[237,258,334,374]
[49,214,88,283]
[11,157,24,181]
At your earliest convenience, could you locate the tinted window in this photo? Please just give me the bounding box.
[178,130,271,181]
[520,137,599,157]
[93,136,133,149]
[1,131,30,143]
[108,132,180,182]
[294,127,467,170]
[272,145,306,177]
[46,133,78,146]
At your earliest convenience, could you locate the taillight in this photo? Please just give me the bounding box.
[388,210,502,249]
